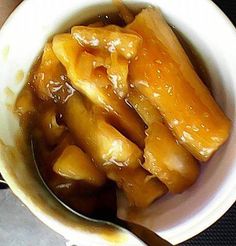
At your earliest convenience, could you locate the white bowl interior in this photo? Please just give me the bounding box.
[0,0,236,245]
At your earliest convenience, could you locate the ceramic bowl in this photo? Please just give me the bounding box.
[0,0,236,245]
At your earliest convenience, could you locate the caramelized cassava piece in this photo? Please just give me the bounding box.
[128,89,199,193]
[31,43,73,103]
[53,145,106,186]
[52,34,145,147]
[128,8,231,161]
[71,25,137,97]
[144,122,199,193]
[71,26,142,59]
[64,93,142,169]
[106,166,167,207]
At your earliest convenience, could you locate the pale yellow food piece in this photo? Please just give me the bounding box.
[40,106,66,146]
[53,145,106,186]
[52,34,145,148]
[128,8,231,161]
[71,26,142,59]
[106,166,167,207]
[128,89,198,193]
[31,43,73,103]
[127,88,163,126]
[64,93,142,169]
[144,122,199,193]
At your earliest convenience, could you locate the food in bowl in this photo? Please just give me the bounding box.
[15,2,231,217]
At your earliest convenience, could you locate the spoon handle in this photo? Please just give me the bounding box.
[115,218,172,246]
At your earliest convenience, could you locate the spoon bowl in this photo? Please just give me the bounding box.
[31,141,171,246]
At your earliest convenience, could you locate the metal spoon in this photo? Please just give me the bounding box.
[31,152,171,246]
[0,166,171,246]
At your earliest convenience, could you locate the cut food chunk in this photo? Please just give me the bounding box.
[31,43,74,103]
[129,89,198,193]
[144,122,199,193]
[71,26,142,59]
[53,34,145,148]
[64,93,142,169]
[53,145,106,186]
[128,8,231,161]
[106,166,167,207]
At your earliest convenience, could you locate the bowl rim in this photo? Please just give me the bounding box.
[0,0,236,245]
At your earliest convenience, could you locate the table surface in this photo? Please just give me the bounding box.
[0,1,235,245]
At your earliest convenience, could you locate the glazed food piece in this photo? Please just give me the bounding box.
[128,89,199,193]
[71,25,140,98]
[128,8,231,161]
[52,34,145,148]
[31,43,74,103]
[64,93,142,169]
[106,166,167,207]
[144,122,199,193]
[53,145,106,186]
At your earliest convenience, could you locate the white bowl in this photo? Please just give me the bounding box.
[0,0,236,245]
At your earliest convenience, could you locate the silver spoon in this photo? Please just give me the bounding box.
[0,166,171,245]
[31,144,171,246]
